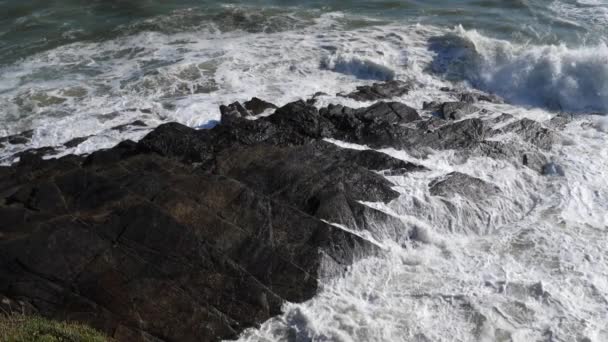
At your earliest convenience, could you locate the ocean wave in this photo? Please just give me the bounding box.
[321,55,396,81]
[429,26,608,113]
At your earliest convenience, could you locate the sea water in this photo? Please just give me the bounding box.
[0,1,606,341]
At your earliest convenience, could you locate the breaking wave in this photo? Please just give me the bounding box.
[321,56,396,81]
[429,26,608,113]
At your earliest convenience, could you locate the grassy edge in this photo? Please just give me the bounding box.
[0,314,111,342]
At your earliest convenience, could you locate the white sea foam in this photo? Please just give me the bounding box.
[429,26,608,113]
[238,115,608,342]
[2,15,606,162]
[0,15,446,162]
[550,0,608,33]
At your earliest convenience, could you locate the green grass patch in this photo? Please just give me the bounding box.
[0,314,110,342]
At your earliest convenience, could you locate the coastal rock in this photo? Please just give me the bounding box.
[111,120,147,132]
[474,140,549,173]
[10,147,60,163]
[522,151,549,173]
[422,101,443,112]
[498,118,554,150]
[319,101,420,147]
[547,115,571,130]
[220,101,253,124]
[429,172,501,201]
[63,136,90,148]
[0,95,560,341]
[243,97,277,115]
[305,92,329,105]
[0,130,34,146]
[440,101,479,120]
[491,113,515,124]
[0,98,434,342]
[414,118,488,150]
[212,141,410,230]
[0,145,379,342]
[459,91,503,104]
[357,101,421,124]
[340,80,412,101]
[416,116,447,131]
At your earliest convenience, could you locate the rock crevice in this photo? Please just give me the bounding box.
[0,85,561,341]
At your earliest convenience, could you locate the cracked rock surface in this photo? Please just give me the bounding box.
[0,84,561,341]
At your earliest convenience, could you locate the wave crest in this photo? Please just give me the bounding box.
[321,55,396,81]
[429,26,608,113]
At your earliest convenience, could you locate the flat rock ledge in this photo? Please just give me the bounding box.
[0,84,559,341]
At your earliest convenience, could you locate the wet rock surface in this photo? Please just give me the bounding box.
[440,101,479,120]
[0,94,428,342]
[0,130,34,146]
[0,82,561,341]
[243,97,277,115]
[497,118,554,150]
[340,80,412,101]
[429,172,501,201]
[111,120,148,133]
[458,91,503,104]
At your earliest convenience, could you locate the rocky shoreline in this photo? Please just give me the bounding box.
[0,81,563,341]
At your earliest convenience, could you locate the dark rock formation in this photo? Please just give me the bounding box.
[0,84,562,341]
[220,101,253,124]
[111,120,148,133]
[220,98,277,123]
[498,118,554,150]
[440,102,479,120]
[547,115,571,130]
[0,97,431,342]
[0,130,34,146]
[319,101,421,147]
[492,113,514,124]
[243,97,277,115]
[1,148,383,341]
[63,136,90,148]
[429,172,501,201]
[459,91,503,104]
[340,80,412,101]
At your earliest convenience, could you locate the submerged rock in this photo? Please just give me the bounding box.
[492,113,515,124]
[459,91,503,104]
[498,118,554,150]
[63,136,90,148]
[111,120,147,132]
[542,162,565,176]
[440,101,479,120]
[0,130,34,146]
[340,80,412,101]
[429,172,501,201]
[547,115,571,130]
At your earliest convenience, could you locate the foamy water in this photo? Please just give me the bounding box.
[2,12,607,161]
[239,107,608,342]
